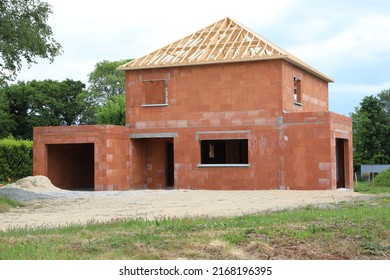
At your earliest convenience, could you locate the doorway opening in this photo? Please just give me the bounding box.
[47,143,94,191]
[166,141,174,188]
[143,137,175,189]
[336,138,347,188]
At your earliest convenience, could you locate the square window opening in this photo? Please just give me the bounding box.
[143,79,168,105]
[201,139,248,164]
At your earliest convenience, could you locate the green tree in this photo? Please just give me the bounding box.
[2,79,91,139]
[0,90,15,138]
[0,0,62,82]
[87,59,132,105]
[351,94,390,170]
[378,89,390,118]
[96,94,126,126]
[378,89,390,158]
[4,81,32,139]
[29,79,89,126]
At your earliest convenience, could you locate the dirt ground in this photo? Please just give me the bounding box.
[0,188,370,231]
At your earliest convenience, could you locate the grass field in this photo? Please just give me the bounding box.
[0,194,388,260]
[354,181,390,194]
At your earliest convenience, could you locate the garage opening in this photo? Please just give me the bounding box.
[47,143,94,191]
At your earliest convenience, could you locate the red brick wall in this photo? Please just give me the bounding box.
[330,113,354,189]
[145,138,167,189]
[124,57,352,190]
[128,139,146,189]
[172,128,281,190]
[281,61,329,113]
[34,125,131,191]
[126,60,284,129]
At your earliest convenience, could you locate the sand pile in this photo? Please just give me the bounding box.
[4,176,62,193]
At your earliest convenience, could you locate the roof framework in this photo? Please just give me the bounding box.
[119,17,333,82]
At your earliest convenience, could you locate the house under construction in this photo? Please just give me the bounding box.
[33,17,353,191]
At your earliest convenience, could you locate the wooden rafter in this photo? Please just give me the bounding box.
[118,17,334,82]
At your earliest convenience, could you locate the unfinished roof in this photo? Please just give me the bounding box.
[118,17,333,82]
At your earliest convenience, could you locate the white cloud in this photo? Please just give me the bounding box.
[288,14,390,72]
[330,80,390,115]
[331,81,390,96]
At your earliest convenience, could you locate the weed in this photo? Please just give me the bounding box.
[0,194,23,213]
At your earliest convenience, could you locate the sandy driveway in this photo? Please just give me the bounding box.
[0,189,370,231]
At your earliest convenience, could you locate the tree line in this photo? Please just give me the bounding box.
[1,0,128,139]
[0,60,129,139]
[351,89,390,170]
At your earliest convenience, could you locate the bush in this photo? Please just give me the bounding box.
[0,137,33,181]
[375,168,390,187]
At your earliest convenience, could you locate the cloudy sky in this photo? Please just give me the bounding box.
[16,0,390,116]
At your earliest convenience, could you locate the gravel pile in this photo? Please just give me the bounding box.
[0,188,53,202]
[0,176,67,202]
[0,176,122,202]
[4,176,62,192]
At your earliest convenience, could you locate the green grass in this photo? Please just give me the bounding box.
[0,194,23,213]
[0,197,388,260]
[354,181,390,194]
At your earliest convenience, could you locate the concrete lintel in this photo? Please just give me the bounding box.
[196,130,250,140]
[334,129,349,135]
[129,132,178,139]
[197,164,250,168]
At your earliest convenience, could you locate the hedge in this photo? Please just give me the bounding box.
[0,138,33,181]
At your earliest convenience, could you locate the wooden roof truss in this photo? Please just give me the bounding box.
[119,17,333,82]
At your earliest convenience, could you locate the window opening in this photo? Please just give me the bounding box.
[143,79,168,105]
[294,77,302,104]
[201,139,248,164]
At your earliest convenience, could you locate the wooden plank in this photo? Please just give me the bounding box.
[233,30,248,59]
[223,26,243,60]
[179,24,208,63]
[200,17,228,61]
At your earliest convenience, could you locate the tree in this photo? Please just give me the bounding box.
[378,89,390,159]
[351,94,390,170]
[87,59,132,105]
[378,89,390,118]
[28,79,88,126]
[96,94,126,126]
[4,81,32,139]
[2,79,91,139]
[0,0,62,82]
[0,90,15,138]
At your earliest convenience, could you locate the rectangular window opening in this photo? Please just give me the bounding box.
[294,77,302,105]
[143,79,168,106]
[200,139,248,165]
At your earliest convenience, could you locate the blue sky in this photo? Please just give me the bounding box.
[16,0,390,116]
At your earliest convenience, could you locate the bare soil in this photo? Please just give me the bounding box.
[0,181,370,231]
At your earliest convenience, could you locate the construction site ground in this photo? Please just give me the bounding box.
[0,176,370,231]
